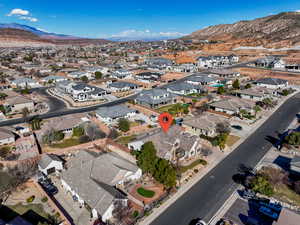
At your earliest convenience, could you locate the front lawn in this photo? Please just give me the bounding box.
[274,184,300,206]
[179,159,207,174]
[226,135,240,147]
[157,103,189,116]
[116,135,137,145]
[50,138,81,148]
[137,187,155,198]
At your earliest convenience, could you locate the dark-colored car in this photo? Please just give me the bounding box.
[231,125,243,130]
[38,179,58,195]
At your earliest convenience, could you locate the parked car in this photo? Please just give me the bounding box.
[38,178,58,195]
[242,189,256,200]
[231,125,243,130]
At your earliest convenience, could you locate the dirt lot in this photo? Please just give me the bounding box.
[233,67,300,84]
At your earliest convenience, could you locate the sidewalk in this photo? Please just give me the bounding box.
[139,90,300,225]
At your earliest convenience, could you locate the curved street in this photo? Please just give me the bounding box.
[150,93,300,225]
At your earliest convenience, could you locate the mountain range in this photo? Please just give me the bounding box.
[1,11,300,48]
[0,23,109,47]
[184,11,300,49]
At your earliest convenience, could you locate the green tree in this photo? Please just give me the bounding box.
[245,83,252,89]
[137,142,157,174]
[285,132,300,146]
[72,126,85,137]
[30,117,42,130]
[118,118,130,132]
[232,79,240,90]
[80,76,88,83]
[95,71,103,80]
[249,174,274,196]
[217,86,225,94]
[253,105,261,117]
[42,130,65,145]
[153,158,177,188]
[0,93,7,100]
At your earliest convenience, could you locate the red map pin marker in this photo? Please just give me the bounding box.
[158,112,173,133]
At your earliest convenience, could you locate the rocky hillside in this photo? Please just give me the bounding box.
[185,12,300,49]
[0,27,109,47]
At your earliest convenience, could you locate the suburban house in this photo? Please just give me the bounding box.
[182,113,230,137]
[68,71,92,80]
[145,58,173,70]
[37,113,88,142]
[4,95,35,113]
[166,82,205,95]
[135,89,177,108]
[0,127,16,145]
[209,97,256,115]
[11,78,39,88]
[38,154,64,176]
[255,78,289,89]
[254,56,278,68]
[135,72,162,83]
[173,63,198,73]
[111,69,133,79]
[197,55,239,68]
[40,75,68,84]
[56,81,108,102]
[235,86,278,101]
[210,69,240,78]
[128,125,202,163]
[108,81,139,92]
[95,104,137,124]
[61,150,142,221]
[185,74,219,86]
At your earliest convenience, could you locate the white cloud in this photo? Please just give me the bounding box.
[7,8,29,16]
[20,16,38,22]
[6,8,38,22]
[109,29,186,39]
[296,10,300,13]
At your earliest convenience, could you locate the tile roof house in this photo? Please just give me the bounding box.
[166,81,205,95]
[135,89,177,108]
[128,125,201,163]
[11,78,39,88]
[61,150,142,221]
[197,55,239,68]
[4,95,34,113]
[235,86,278,101]
[255,78,288,89]
[182,113,230,137]
[95,104,137,124]
[108,81,139,92]
[209,97,256,115]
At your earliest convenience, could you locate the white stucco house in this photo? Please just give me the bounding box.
[0,128,15,146]
[38,154,64,176]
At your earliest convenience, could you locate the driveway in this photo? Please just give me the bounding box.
[51,177,93,225]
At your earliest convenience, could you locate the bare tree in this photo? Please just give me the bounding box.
[216,121,231,134]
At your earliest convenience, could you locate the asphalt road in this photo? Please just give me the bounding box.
[0,94,136,127]
[33,87,67,112]
[150,93,300,225]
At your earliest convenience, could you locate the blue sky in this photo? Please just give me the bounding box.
[0,0,300,39]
